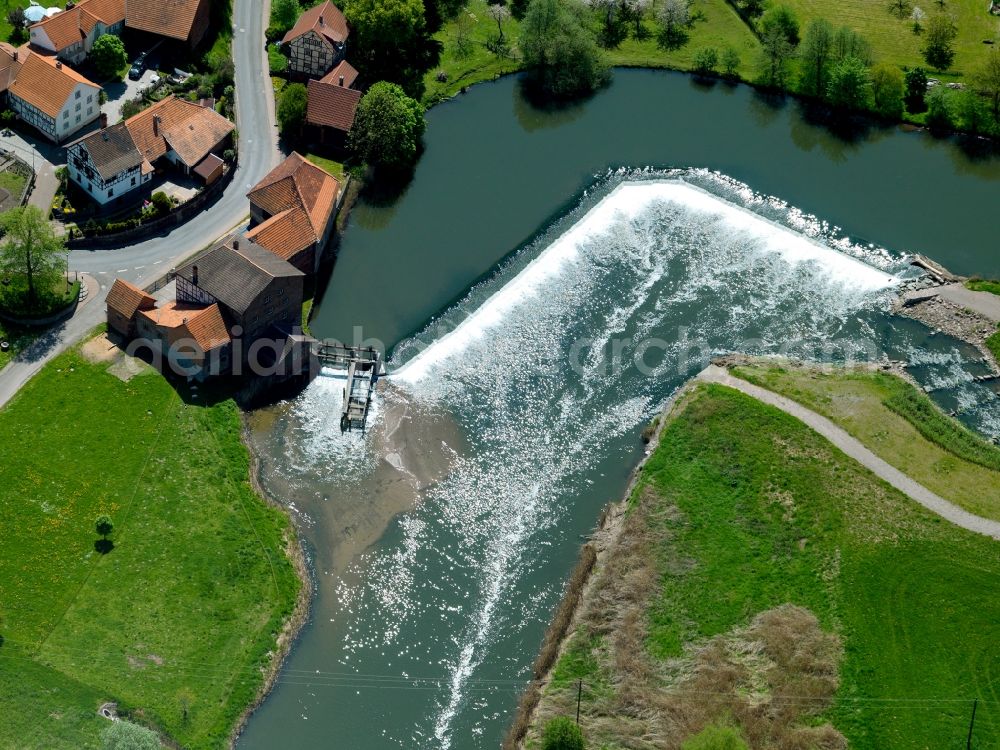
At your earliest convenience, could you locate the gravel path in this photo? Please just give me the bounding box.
[697,365,1000,541]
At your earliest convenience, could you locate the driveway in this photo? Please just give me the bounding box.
[0,0,281,410]
[102,68,161,125]
[0,129,64,214]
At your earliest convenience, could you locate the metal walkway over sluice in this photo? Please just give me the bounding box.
[315,343,383,432]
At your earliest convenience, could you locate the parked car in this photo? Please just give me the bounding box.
[128,53,147,81]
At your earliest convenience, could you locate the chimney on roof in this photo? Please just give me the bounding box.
[12,51,17,62]
[233,239,239,251]
[56,61,62,70]
[192,265,199,286]
[339,75,344,86]
[153,115,160,136]
[320,14,324,25]
[99,112,108,129]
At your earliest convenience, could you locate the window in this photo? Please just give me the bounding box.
[75,115,81,123]
[263,295,271,304]
[87,107,92,116]
[75,102,81,112]
[107,189,113,198]
[75,90,81,99]
[63,110,69,119]
[131,177,136,186]
[87,95,92,103]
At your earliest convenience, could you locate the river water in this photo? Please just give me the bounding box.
[238,70,1000,749]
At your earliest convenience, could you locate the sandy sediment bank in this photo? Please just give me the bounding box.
[502,381,699,749]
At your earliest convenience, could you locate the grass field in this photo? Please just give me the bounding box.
[782,0,999,81]
[0,346,300,749]
[305,153,346,181]
[529,380,1000,749]
[732,363,1000,520]
[967,278,1000,296]
[423,0,760,103]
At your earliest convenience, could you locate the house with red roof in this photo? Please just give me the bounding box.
[305,60,362,148]
[246,153,342,275]
[283,1,349,79]
[7,49,102,142]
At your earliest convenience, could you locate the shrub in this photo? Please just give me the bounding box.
[925,86,954,131]
[693,47,719,75]
[541,716,584,750]
[151,192,172,215]
[681,723,749,750]
[101,720,160,750]
[277,83,308,135]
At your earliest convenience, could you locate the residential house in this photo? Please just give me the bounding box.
[8,51,101,142]
[106,277,156,337]
[282,1,349,78]
[175,238,305,344]
[126,95,234,176]
[66,121,153,204]
[65,95,233,202]
[28,0,126,65]
[134,300,231,378]
[246,153,341,274]
[305,60,361,148]
[125,0,212,49]
[0,44,22,95]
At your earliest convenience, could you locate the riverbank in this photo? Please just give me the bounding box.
[0,340,301,749]
[514,362,1000,748]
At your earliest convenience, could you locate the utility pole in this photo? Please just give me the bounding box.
[576,679,582,725]
[967,697,978,750]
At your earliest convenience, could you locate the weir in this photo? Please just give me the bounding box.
[314,343,383,432]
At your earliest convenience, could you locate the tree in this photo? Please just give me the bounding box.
[681,723,749,750]
[871,62,905,117]
[621,0,651,37]
[101,720,160,750]
[757,23,795,88]
[6,7,25,31]
[277,83,308,135]
[925,85,954,131]
[827,55,871,110]
[832,26,872,65]
[349,82,426,170]
[888,0,911,19]
[658,0,691,48]
[798,18,833,96]
[90,34,128,80]
[488,2,511,44]
[0,206,65,311]
[905,65,929,111]
[971,47,1000,121]
[541,716,585,750]
[759,5,799,46]
[520,0,609,98]
[271,0,302,34]
[96,515,114,540]
[721,46,740,78]
[346,0,430,96]
[693,46,718,75]
[957,88,988,133]
[911,5,925,33]
[922,13,957,71]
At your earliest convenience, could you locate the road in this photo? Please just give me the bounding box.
[0,0,280,409]
[697,365,1000,541]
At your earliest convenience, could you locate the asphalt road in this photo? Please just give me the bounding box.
[0,0,280,409]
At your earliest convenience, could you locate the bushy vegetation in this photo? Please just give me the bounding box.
[541,716,585,749]
[91,34,128,80]
[0,347,300,748]
[520,0,609,98]
[529,382,1000,747]
[681,723,749,750]
[966,278,1000,296]
[277,82,308,135]
[349,81,427,170]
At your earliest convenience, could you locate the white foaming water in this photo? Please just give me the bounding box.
[255,176,1000,750]
[395,180,897,384]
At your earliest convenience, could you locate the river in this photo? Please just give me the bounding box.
[238,69,1000,749]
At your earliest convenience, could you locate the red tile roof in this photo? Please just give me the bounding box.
[282,1,349,46]
[306,78,361,133]
[125,0,208,42]
[125,95,234,167]
[319,59,358,88]
[30,0,125,52]
[0,44,22,94]
[9,51,100,118]
[138,301,230,351]
[246,153,341,263]
[107,278,156,319]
